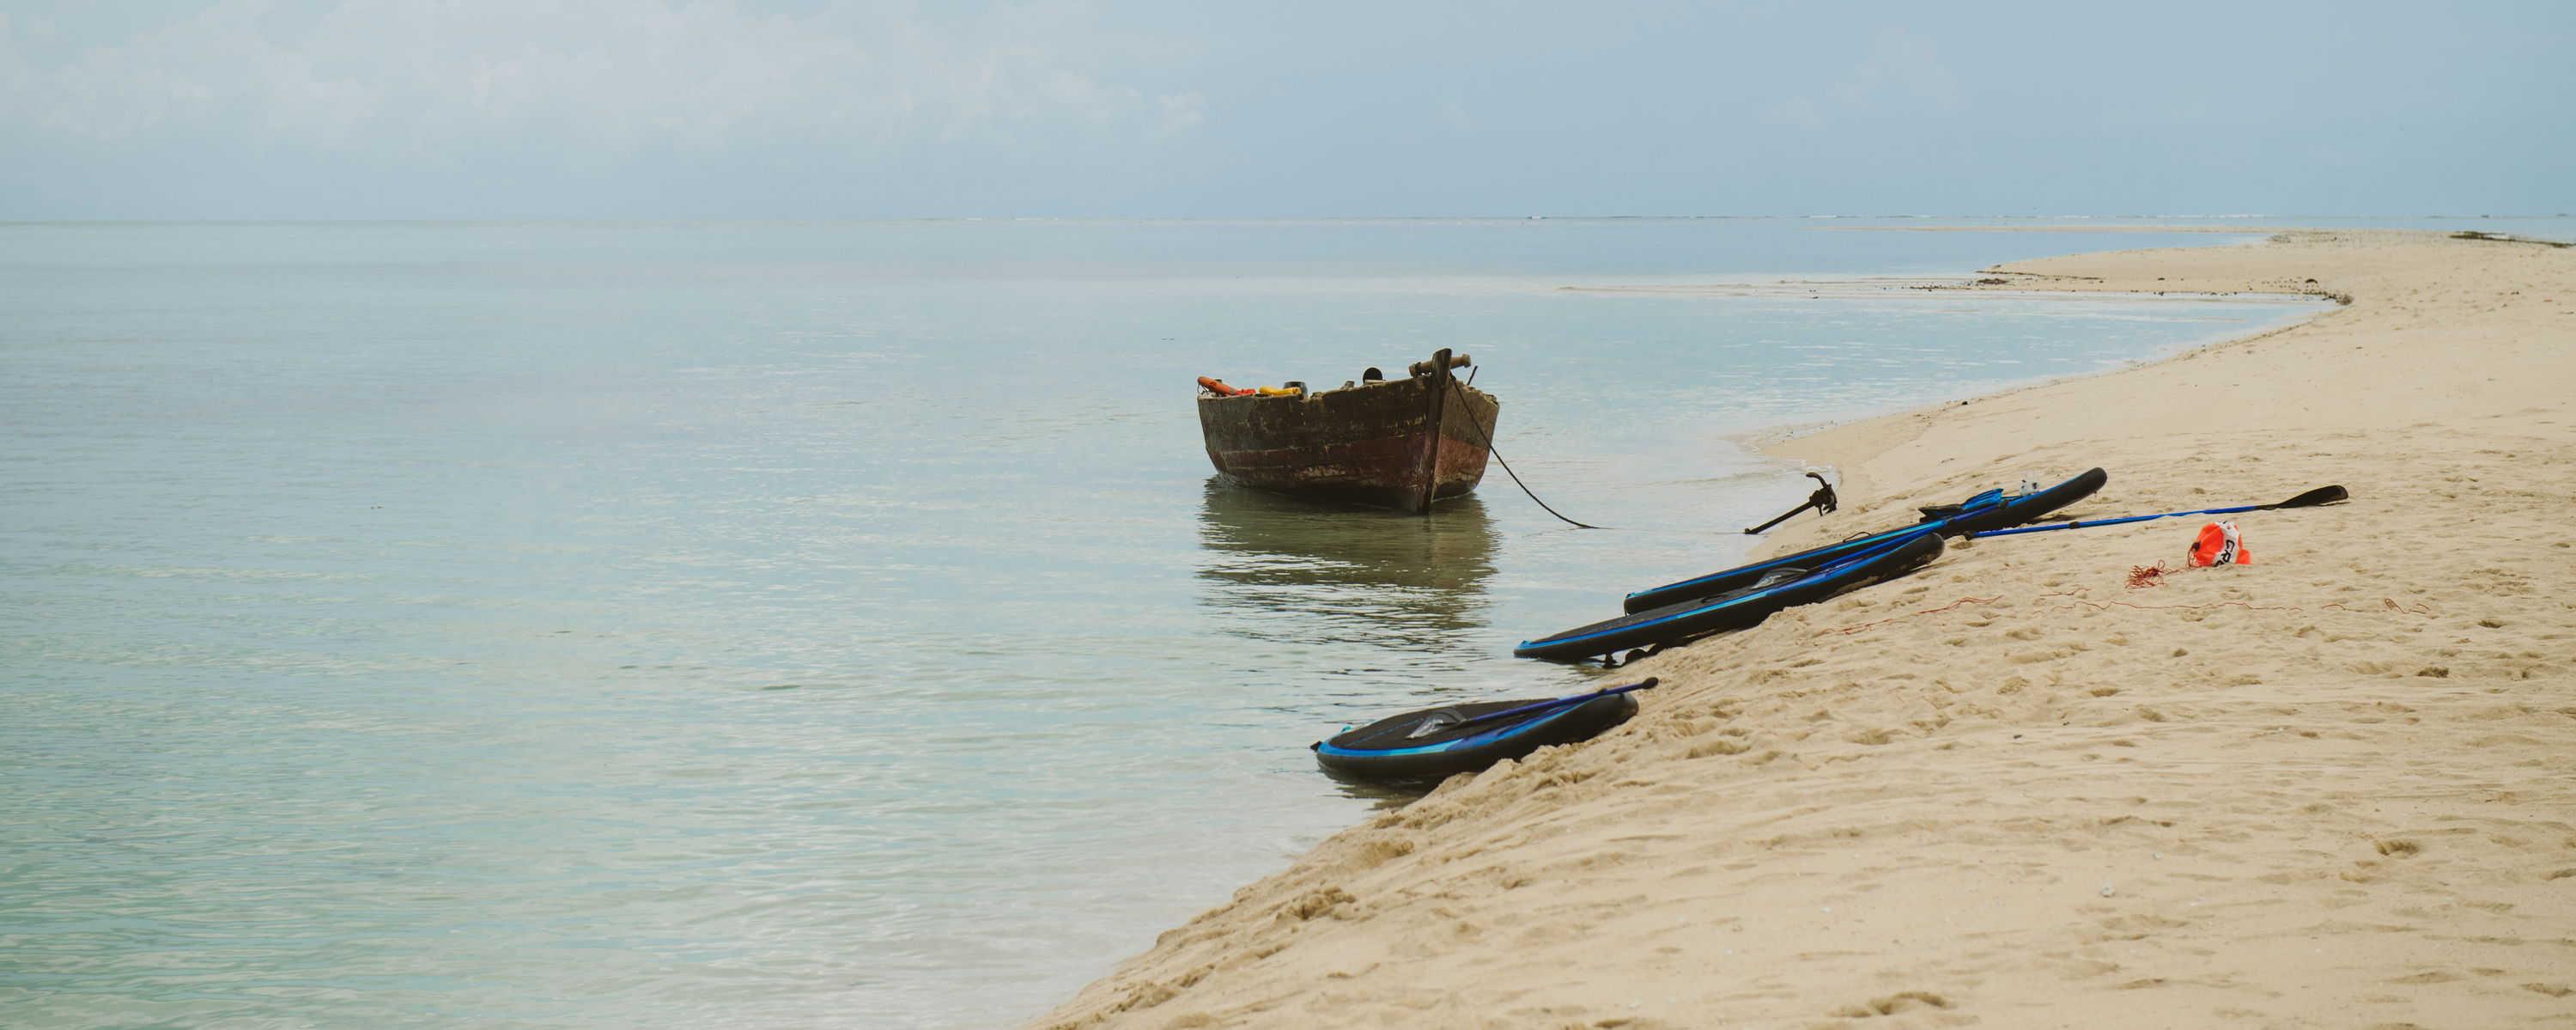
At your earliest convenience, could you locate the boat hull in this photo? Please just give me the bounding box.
[1197,370,1500,514]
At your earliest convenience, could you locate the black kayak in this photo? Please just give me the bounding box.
[1620,466,2106,614]
[1515,531,1944,663]
[1314,680,1654,782]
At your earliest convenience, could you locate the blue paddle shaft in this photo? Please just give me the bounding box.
[1968,503,2263,538]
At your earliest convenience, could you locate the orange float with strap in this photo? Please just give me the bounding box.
[2188,521,2251,566]
[1197,375,1252,396]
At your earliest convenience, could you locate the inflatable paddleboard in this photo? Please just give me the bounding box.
[1314,682,1649,782]
[1621,466,2105,614]
[1516,531,1944,662]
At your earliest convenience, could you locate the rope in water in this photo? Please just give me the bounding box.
[1448,378,1601,530]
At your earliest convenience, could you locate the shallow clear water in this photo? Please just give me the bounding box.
[3,216,2545,1027]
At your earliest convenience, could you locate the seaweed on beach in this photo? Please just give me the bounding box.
[2450,230,2573,247]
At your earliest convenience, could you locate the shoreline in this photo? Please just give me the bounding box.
[1027,229,2576,1029]
[1728,287,2333,472]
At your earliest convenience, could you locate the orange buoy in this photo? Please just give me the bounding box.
[1197,375,1251,396]
[2188,521,2251,566]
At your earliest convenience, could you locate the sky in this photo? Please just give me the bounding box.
[0,0,2568,220]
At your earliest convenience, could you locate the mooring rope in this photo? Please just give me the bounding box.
[1449,379,1603,529]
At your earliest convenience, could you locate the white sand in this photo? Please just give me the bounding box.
[1030,230,2576,1029]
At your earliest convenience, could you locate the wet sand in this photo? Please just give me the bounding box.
[1028,229,2576,1029]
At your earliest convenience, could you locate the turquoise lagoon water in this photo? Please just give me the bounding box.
[3,216,2553,1027]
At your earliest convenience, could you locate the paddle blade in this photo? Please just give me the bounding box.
[2274,485,2348,509]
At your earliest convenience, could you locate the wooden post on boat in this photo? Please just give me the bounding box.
[1411,348,1455,515]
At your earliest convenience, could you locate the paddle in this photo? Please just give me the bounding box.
[1964,485,2347,539]
[1407,677,1661,739]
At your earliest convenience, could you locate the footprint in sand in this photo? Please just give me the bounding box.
[1828,990,1954,1018]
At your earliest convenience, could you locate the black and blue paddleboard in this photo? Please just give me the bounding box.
[1619,466,2107,614]
[1314,680,1655,782]
[1515,531,1945,663]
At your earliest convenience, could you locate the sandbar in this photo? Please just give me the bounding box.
[1028,229,2576,1029]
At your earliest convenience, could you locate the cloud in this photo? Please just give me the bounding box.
[1431,101,1476,132]
[1767,27,1962,130]
[0,0,1206,211]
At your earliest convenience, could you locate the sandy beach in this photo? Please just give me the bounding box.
[1029,229,2576,1030]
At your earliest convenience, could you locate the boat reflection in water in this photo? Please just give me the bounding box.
[1194,478,1499,661]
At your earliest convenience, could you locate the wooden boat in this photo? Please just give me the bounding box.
[1195,348,1501,514]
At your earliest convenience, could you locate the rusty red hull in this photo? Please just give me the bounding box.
[1197,371,1500,514]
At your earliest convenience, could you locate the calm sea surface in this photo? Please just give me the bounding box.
[2,216,2556,1027]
